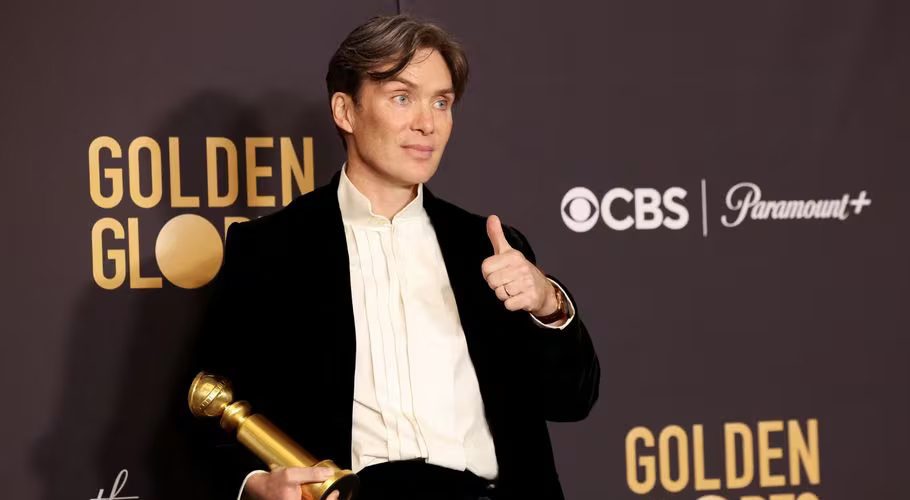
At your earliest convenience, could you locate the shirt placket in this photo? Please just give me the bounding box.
[389,220,429,458]
[352,224,402,460]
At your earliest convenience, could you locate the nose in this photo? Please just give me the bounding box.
[411,102,435,135]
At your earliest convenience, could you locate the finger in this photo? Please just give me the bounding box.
[487,263,534,289]
[481,254,510,279]
[504,292,530,311]
[486,215,513,255]
[284,466,335,484]
[327,491,340,500]
[486,267,515,290]
[497,277,533,301]
[481,249,525,279]
[505,278,532,298]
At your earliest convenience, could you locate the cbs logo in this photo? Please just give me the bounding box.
[561,186,689,232]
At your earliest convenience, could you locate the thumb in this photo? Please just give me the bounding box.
[486,215,513,255]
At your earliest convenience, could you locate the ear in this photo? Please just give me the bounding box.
[331,92,355,134]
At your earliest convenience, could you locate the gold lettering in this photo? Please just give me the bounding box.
[280,137,314,205]
[127,217,162,288]
[758,420,786,487]
[206,137,239,207]
[658,425,689,493]
[788,419,820,486]
[625,427,656,494]
[168,137,199,208]
[91,218,126,289]
[127,137,163,208]
[88,137,123,208]
[246,137,276,207]
[725,422,754,489]
[693,424,720,490]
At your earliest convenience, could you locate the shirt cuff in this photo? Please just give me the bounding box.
[529,278,576,330]
[237,470,268,500]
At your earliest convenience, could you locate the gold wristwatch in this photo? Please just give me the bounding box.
[534,283,568,324]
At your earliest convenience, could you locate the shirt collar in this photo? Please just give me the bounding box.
[337,163,426,226]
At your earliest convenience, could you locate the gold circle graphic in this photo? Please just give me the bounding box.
[155,214,224,289]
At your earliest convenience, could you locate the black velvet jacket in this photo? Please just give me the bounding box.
[192,170,600,499]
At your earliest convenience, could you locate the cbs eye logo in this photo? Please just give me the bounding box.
[561,186,690,232]
[561,187,601,232]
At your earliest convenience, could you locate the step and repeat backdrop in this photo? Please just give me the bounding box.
[2,0,907,499]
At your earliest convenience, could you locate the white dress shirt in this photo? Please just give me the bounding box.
[238,165,575,497]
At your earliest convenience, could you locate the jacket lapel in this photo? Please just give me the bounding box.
[293,170,357,466]
[424,187,507,449]
[318,169,357,374]
[423,187,490,365]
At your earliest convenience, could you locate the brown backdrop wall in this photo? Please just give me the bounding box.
[1,1,908,499]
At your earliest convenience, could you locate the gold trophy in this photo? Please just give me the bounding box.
[188,372,359,500]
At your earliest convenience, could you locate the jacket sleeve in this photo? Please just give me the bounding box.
[503,224,601,422]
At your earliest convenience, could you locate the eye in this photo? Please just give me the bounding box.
[393,94,409,105]
[433,98,450,110]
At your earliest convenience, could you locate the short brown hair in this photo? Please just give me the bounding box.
[326,14,470,108]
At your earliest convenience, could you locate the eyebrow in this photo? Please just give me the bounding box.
[385,77,455,97]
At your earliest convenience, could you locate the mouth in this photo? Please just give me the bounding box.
[402,144,435,160]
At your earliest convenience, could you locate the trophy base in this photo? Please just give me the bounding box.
[306,459,360,500]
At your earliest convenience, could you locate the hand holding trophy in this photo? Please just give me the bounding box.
[245,466,341,500]
[188,372,360,500]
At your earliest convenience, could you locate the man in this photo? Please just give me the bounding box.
[195,14,599,500]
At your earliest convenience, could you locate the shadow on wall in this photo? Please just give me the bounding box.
[31,90,341,500]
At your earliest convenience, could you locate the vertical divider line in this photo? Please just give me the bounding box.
[701,179,708,237]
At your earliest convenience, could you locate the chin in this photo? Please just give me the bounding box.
[398,159,439,185]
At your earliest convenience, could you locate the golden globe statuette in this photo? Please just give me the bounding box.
[188,372,359,500]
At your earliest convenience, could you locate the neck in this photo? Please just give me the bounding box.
[345,157,418,219]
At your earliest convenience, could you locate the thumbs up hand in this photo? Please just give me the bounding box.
[482,215,560,316]
[486,214,514,255]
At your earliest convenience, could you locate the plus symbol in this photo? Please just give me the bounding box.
[849,190,871,214]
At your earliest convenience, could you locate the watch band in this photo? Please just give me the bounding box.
[534,283,567,324]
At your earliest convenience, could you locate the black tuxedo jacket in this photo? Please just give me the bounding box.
[192,170,600,499]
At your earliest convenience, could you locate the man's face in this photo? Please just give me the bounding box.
[341,48,455,187]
